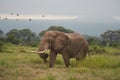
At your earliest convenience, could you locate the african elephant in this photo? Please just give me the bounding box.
[38,31,89,67]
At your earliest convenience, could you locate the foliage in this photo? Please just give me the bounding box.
[39,26,74,37]
[0,40,4,51]
[109,41,120,48]
[101,29,120,42]
[0,29,4,37]
[89,45,106,55]
[87,37,99,45]
[1,27,120,48]
[0,29,5,51]
[6,29,39,46]
[6,34,23,44]
[86,29,120,48]
[101,29,120,47]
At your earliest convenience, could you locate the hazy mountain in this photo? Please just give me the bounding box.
[0,17,120,36]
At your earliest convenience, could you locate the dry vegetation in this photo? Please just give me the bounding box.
[0,43,120,80]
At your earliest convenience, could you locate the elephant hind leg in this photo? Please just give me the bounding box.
[76,56,85,61]
[76,51,87,61]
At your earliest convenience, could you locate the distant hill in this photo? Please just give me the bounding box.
[0,19,120,36]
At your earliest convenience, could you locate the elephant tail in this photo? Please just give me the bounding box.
[87,50,90,60]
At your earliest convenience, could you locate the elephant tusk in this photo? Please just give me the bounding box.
[29,50,45,54]
[37,49,49,54]
[37,50,46,53]
[29,51,38,53]
[29,49,50,54]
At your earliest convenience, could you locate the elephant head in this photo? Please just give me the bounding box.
[38,31,69,53]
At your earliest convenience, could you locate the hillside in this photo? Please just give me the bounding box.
[0,19,120,36]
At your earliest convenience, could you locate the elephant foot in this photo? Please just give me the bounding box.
[49,64,54,68]
[65,63,70,67]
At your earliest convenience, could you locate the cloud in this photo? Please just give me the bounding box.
[112,16,120,21]
[0,14,78,20]
[42,15,78,20]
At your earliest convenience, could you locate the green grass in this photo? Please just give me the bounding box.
[0,44,120,80]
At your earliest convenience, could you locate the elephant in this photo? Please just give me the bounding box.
[38,31,89,67]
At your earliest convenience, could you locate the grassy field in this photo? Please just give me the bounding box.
[0,43,120,80]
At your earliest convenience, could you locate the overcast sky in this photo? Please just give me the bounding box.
[0,0,120,20]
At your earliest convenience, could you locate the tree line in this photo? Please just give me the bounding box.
[0,26,120,51]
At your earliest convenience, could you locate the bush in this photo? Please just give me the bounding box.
[110,41,120,48]
[90,45,106,55]
[6,34,23,44]
[39,26,74,37]
[0,40,5,51]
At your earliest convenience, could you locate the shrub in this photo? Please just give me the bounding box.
[90,45,107,55]
[0,40,5,51]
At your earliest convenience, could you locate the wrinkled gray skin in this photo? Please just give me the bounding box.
[38,31,89,67]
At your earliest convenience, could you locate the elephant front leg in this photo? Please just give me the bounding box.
[62,54,70,67]
[49,51,57,67]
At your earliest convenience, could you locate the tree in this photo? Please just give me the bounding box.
[6,34,22,44]
[20,29,33,42]
[19,29,39,46]
[101,29,120,47]
[39,26,74,37]
[48,26,74,33]
[6,29,21,38]
[101,29,120,42]
[6,29,39,46]
[0,29,4,41]
[0,40,4,51]
[0,29,4,37]
[6,29,22,44]
[0,29,5,51]
[87,37,101,46]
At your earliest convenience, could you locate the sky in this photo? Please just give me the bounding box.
[0,0,120,20]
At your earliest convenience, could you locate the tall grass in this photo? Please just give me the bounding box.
[78,55,120,69]
[0,44,120,80]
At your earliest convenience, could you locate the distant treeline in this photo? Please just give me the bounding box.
[0,26,120,51]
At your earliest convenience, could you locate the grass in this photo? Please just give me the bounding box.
[0,44,120,80]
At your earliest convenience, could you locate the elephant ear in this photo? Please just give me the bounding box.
[53,32,69,50]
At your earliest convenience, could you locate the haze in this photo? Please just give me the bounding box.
[0,0,120,36]
[0,0,120,20]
